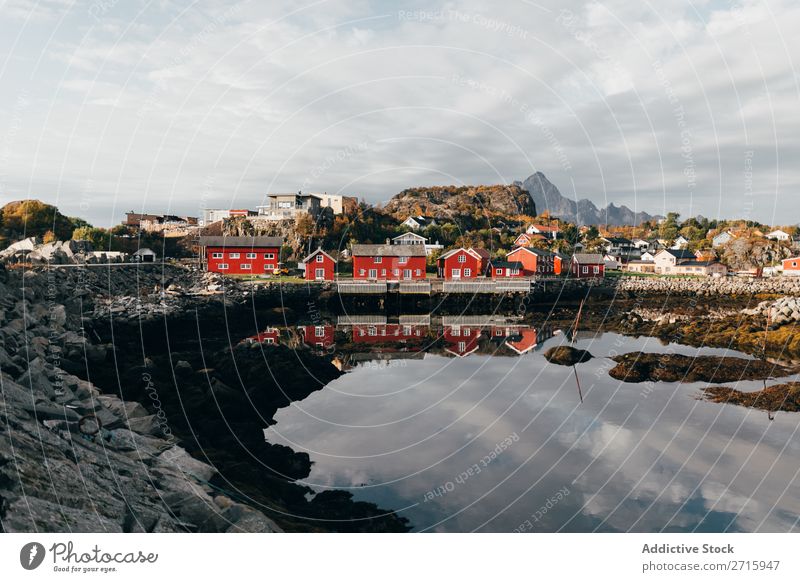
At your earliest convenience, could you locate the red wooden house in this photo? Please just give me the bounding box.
[489,261,524,277]
[244,327,281,345]
[302,248,336,281]
[571,253,605,278]
[352,324,427,344]
[200,235,283,275]
[437,247,490,279]
[351,244,427,280]
[505,247,557,276]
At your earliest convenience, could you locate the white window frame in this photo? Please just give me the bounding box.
[457,254,466,263]
[241,264,252,270]
[246,252,257,259]
[229,252,240,259]
[265,264,275,271]
[399,256,408,264]
[368,269,378,278]
[265,253,275,259]
[451,268,461,279]
[374,256,382,263]
[218,263,229,270]
[211,252,223,259]
[403,269,412,279]
[464,268,472,277]
[315,268,325,279]
[316,254,324,262]
[315,326,326,337]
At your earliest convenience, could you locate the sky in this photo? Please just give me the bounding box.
[0,0,798,227]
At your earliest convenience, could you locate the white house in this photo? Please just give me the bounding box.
[653,249,697,274]
[766,229,791,241]
[670,235,689,249]
[525,224,560,239]
[640,250,656,261]
[392,232,442,256]
[712,231,734,248]
[401,215,436,230]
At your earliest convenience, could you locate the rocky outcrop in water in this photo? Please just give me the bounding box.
[544,346,593,366]
[702,383,800,413]
[608,352,795,384]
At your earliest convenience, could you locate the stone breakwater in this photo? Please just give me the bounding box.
[612,275,800,297]
[0,263,282,532]
[742,296,800,325]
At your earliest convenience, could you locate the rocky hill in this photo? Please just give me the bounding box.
[382,184,536,221]
[516,172,662,226]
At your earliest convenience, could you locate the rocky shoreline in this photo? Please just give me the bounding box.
[0,263,408,532]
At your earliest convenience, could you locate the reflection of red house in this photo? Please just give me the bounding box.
[300,325,335,349]
[303,248,336,281]
[352,324,427,344]
[437,247,490,279]
[571,254,605,278]
[506,247,556,276]
[442,325,482,357]
[200,235,283,275]
[506,328,540,354]
[246,327,280,345]
[351,244,427,280]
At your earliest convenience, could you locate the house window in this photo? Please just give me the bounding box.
[229,253,240,259]
[241,264,251,270]
[368,326,377,336]
[316,254,324,262]
[403,269,412,279]
[381,269,386,276]
[511,268,519,275]
[218,263,229,270]
[458,341,466,352]
[399,256,408,264]
[393,269,399,276]
[211,252,223,259]
[464,328,471,336]
[315,326,326,337]
[369,269,378,278]
[265,264,275,271]
[265,253,275,259]
[374,256,382,263]
[359,269,366,276]
[593,266,600,274]
[246,253,257,259]
[496,269,502,275]
[451,269,461,278]
[457,255,466,263]
[403,325,412,336]
[415,269,421,276]
[315,268,325,279]
[464,268,472,277]
[582,266,588,274]
[452,328,461,336]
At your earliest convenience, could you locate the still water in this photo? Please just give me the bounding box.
[263,321,800,532]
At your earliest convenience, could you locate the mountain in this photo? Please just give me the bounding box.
[382,184,535,221]
[515,172,662,226]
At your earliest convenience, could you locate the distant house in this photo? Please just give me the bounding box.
[505,246,556,276]
[632,238,651,251]
[442,325,481,357]
[695,248,717,262]
[670,235,690,249]
[653,249,697,274]
[626,260,656,274]
[553,252,569,275]
[766,229,791,241]
[302,248,336,281]
[525,224,560,239]
[571,254,605,278]
[640,250,656,261]
[401,215,436,230]
[392,232,443,256]
[671,260,728,277]
[489,260,524,278]
[437,247,490,279]
[712,231,734,248]
[513,232,548,247]
[257,192,322,221]
[200,236,283,275]
[600,237,635,255]
[132,248,157,263]
[603,254,621,270]
[352,244,427,280]
[782,256,800,276]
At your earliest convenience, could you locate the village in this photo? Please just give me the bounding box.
[3,192,800,290]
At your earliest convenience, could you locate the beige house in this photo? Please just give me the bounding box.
[626,260,656,273]
[653,249,697,274]
[671,260,728,277]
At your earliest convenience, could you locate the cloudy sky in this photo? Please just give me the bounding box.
[0,0,798,226]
